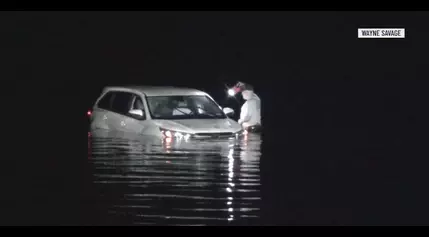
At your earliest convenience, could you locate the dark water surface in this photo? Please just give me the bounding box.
[86,132,262,226]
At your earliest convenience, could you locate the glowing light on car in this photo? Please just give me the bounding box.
[160,128,192,142]
[165,130,172,138]
[87,110,92,116]
[184,134,190,141]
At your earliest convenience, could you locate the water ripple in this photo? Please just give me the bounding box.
[88,132,262,225]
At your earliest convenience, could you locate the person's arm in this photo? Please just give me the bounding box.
[238,102,249,124]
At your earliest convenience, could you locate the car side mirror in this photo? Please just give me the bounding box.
[223,107,234,116]
[129,109,145,119]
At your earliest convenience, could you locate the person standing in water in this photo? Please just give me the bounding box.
[234,82,262,132]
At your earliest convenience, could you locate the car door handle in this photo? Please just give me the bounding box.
[103,115,107,120]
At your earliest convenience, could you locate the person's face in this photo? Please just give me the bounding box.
[242,90,253,100]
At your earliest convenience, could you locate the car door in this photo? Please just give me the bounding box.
[124,94,149,134]
[91,91,114,130]
[109,91,134,132]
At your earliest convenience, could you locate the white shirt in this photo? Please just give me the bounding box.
[239,93,261,127]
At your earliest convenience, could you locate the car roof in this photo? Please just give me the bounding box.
[103,85,208,97]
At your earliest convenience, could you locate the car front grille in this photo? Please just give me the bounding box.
[192,132,235,139]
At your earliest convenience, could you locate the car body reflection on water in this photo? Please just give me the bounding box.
[88,130,262,225]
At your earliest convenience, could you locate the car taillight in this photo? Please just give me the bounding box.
[87,110,92,117]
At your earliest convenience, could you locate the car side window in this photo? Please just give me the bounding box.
[97,92,114,110]
[111,92,134,115]
[132,96,145,111]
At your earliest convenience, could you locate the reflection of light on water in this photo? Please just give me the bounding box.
[228,148,234,158]
[228,209,234,221]
[164,137,172,153]
[242,130,248,142]
[228,208,234,221]
[227,148,235,222]
[228,149,234,182]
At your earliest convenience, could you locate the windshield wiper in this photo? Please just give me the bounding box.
[194,107,219,118]
[173,107,192,115]
[173,107,219,118]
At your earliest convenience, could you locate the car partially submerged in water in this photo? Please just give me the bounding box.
[89,86,245,142]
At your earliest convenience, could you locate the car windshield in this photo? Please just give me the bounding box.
[146,95,227,120]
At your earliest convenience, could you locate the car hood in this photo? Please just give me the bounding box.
[152,118,242,134]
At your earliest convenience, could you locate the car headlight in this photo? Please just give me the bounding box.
[159,128,191,140]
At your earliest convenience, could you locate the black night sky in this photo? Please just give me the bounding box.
[4,11,429,225]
